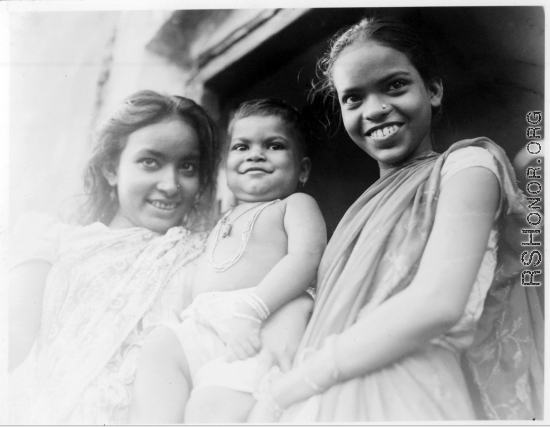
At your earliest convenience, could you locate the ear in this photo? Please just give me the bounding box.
[299,157,312,186]
[102,165,118,186]
[427,77,443,108]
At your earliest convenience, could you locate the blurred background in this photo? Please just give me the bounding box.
[8,6,545,236]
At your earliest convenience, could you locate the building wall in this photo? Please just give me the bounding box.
[9,11,194,226]
[10,11,119,224]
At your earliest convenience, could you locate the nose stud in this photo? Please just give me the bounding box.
[177,184,181,189]
[382,104,387,110]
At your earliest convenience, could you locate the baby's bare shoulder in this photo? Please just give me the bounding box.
[282,193,322,217]
[281,193,326,249]
[283,192,319,208]
[282,193,325,228]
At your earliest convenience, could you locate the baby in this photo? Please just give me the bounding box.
[129,98,327,424]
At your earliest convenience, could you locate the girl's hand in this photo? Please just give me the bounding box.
[269,358,324,409]
[257,337,342,412]
[249,346,336,423]
[254,340,293,382]
[249,366,285,423]
[248,398,283,423]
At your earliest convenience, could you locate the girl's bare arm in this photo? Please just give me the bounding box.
[270,166,500,408]
[9,261,51,371]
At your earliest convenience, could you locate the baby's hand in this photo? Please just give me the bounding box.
[223,300,263,361]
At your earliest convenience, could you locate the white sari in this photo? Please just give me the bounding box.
[8,213,207,424]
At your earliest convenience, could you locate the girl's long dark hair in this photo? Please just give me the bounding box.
[77,90,220,231]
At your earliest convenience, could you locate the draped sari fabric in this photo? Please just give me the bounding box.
[10,223,206,424]
[284,138,542,421]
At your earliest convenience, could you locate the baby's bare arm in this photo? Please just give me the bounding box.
[253,193,326,314]
[200,194,325,361]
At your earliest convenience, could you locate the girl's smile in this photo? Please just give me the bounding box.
[366,123,402,141]
[105,118,201,233]
[333,41,443,176]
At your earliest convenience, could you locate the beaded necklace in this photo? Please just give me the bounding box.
[208,200,279,272]
[219,202,262,238]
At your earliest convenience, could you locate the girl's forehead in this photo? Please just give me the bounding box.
[124,119,200,157]
[333,41,419,86]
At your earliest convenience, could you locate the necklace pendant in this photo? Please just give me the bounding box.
[220,222,232,238]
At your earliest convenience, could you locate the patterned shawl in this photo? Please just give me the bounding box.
[22,225,206,423]
[292,138,542,420]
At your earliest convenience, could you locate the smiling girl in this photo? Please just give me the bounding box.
[333,39,441,175]
[8,91,220,424]
[248,17,543,422]
[103,118,202,232]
